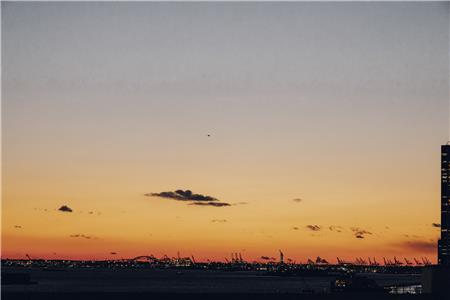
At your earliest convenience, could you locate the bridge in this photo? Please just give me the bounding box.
[129,255,159,262]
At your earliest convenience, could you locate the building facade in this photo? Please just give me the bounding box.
[439,145,450,265]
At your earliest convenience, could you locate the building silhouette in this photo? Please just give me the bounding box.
[422,145,450,295]
[438,144,450,265]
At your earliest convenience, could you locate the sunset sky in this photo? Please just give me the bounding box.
[2,2,449,263]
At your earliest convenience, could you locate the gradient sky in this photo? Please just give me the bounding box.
[2,2,449,263]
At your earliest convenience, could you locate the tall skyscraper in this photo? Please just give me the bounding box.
[439,144,450,265]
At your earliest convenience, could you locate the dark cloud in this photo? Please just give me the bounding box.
[350,227,372,239]
[146,190,218,202]
[69,234,96,240]
[211,219,227,223]
[292,226,299,230]
[58,205,73,213]
[189,202,231,207]
[110,252,117,255]
[306,225,321,231]
[394,240,437,253]
[260,256,270,260]
[146,189,231,207]
[14,225,22,229]
[292,198,303,203]
[432,223,441,228]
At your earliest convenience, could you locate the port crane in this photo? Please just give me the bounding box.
[383,257,395,266]
[404,258,413,266]
[368,257,380,266]
[421,257,431,266]
[336,257,354,265]
[355,257,367,265]
[315,256,329,265]
[279,250,284,264]
[393,256,403,266]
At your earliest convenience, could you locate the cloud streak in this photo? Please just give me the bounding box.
[189,202,230,207]
[393,240,437,253]
[69,234,96,240]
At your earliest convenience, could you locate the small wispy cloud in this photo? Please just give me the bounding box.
[292,226,299,230]
[329,225,343,233]
[404,234,421,239]
[292,198,303,203]
[33,208,49,212]
[211,219,227,223]
[350,227,372,239]
[14,225,22,229]
[306,225,321,231]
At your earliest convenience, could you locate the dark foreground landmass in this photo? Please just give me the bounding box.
[1,267,443,300]
[2,292,447,300]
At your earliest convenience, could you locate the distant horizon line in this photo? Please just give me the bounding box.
[0,254,435,265]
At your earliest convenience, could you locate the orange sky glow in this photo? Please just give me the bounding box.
[2,2,448,264]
